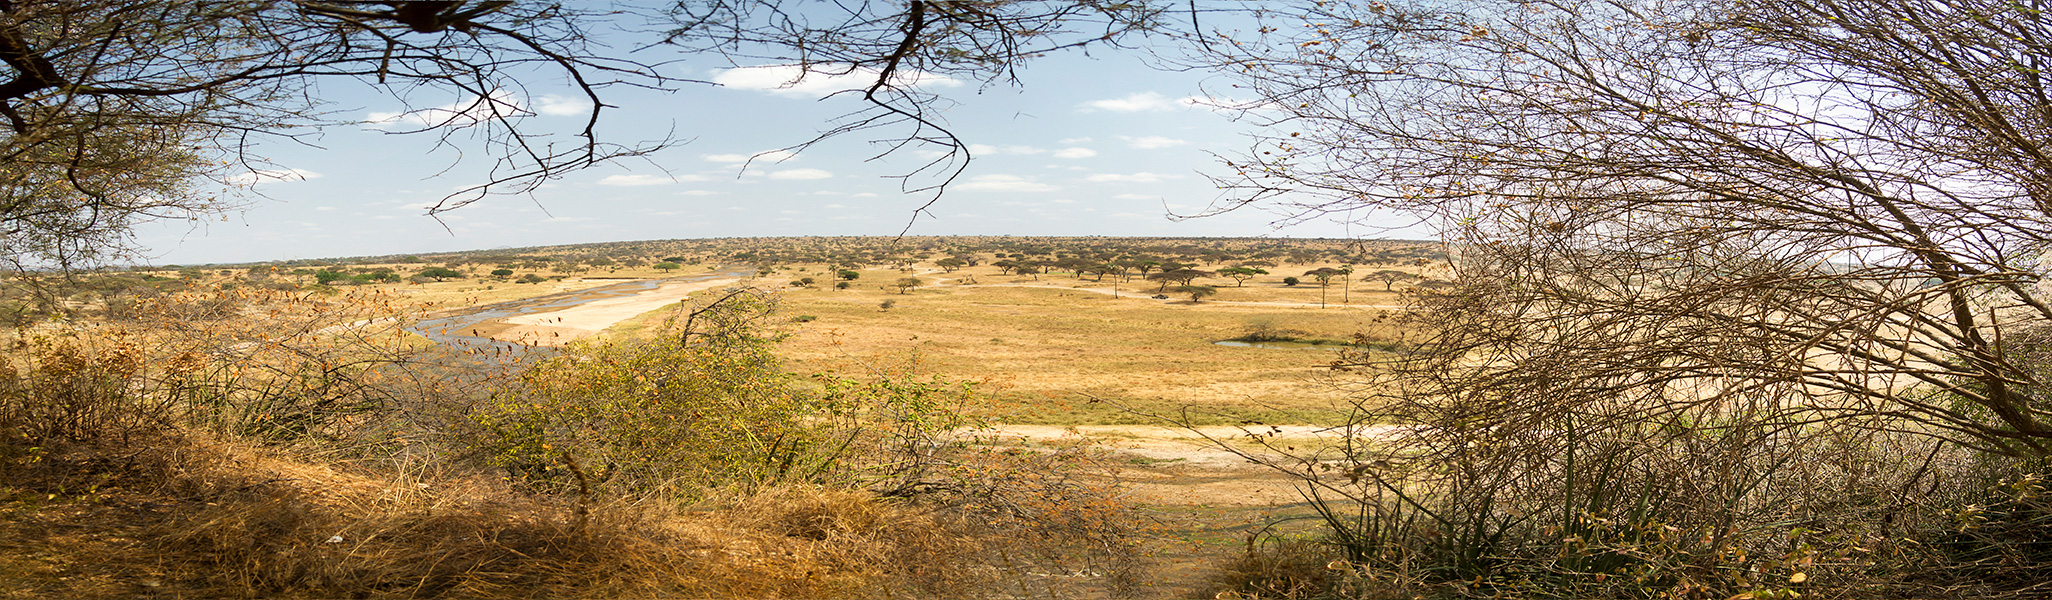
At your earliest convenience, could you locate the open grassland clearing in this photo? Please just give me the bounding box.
[768,269,1411,425]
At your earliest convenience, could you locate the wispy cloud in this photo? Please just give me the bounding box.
[1052,147,1097,159]
[713,64,962,98]
[1080,92,1179,112]
[1122,136,1188,150]
[535,94,590,116]
[1078,92,1226,113]
[366,89,521,129]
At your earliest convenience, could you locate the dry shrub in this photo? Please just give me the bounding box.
[926,439,1150,598]
[725,485,996,597]
[4,432,1015,599]
[0,331,162,447]
[1206,537,1341,599]
[1205,536,1426,600]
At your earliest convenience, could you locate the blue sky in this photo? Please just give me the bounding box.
[132,30,1404,265]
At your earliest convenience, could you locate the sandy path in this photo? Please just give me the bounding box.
[933,277,1406,310]
[481,276,746,346]
[978,424,1408,506]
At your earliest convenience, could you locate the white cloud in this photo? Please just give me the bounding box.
[1085,172,1173,183]
[1081,92,1253,114]
[713,64,962,98]
[1052,147,1097,159]
[675,190,720,196]
[1123,136,1188,149]
[226,168,324,185]
[1080,92,1179,112]
[1059,137,1094,144]
[1083,91,1255,113]
[366,89,521,129]
[957,174,1059,192]
[535,94,590,116]
[1184,95,1288,114]
[768,168,834,180]
[598,174,674,186]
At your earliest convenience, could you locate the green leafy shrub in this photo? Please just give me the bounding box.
[467,291,834,497]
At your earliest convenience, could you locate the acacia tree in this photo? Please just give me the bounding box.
[1217,266,1267,287]
[1172,284,1217,303]
[1190,0,2052,591]
[1302,267,1343,308]
[1363,269,1414,292]
[1145,268,1209,292]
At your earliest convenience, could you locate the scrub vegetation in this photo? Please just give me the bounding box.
[2,0,2050,595]
[8,227,2052,598]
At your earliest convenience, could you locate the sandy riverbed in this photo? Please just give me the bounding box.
[468,276,746,346]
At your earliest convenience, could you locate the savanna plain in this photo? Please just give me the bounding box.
[0,236,1442,599]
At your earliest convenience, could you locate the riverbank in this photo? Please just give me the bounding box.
[470,275,747,346]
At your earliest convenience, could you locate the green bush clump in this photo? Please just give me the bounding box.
[467,291,834,498]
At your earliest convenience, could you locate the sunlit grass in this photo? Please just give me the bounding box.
[772,271,1409,425]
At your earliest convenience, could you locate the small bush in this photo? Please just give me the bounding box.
[0,332,160,447]
[466,290,836,498]
[1206,537,1345,600]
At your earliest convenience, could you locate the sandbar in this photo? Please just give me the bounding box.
[483,276,746,346]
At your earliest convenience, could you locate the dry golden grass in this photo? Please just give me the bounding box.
[767,265,1415,425]
[0,433,1044,599]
